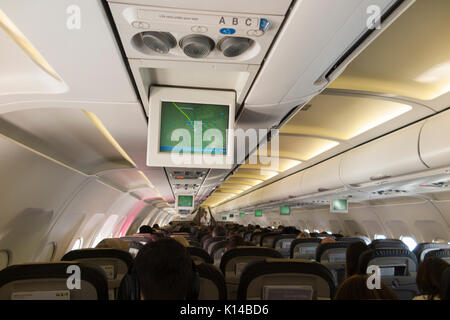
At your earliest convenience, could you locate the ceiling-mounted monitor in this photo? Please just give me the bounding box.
[255,209,262,217]
[280,205,290,215]
[176,194,194,211]
[330,199,348,213]
[239,212,245,217]
[147,86,235,169]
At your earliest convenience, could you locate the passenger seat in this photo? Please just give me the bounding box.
[196,262,227,300]
[290,238,321,260]
[0,262,108,300]
[61,248,133,300]
[220,246,282,300]
[358,248,419,300]
[237,259,336,300]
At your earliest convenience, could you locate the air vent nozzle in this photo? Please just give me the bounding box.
[179,34,215,59]
[218,37,253,57]
[141,31,176,54]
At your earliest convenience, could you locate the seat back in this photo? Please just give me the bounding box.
[207,236,226,254]
[250,232,267,246]
[290,238,321,260]
[196,262,227,300]
[424,248,450,263]
[339,237,367,244]
[187,246,213,264]
[126,241,144,258]
[260,232,282,247]
[413,243,450,263]
[237,259,336,300]
[370,239,408,250]
[189,240,202,248]
[61,248,133,300]
[220,247,282,300]
[358,248,419,300]
[273,234,297,258]
[316,242,351,286]
[0,262,108,300]
[210,240,228,267]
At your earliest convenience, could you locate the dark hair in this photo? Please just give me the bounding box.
[139,225,153,234]
[334,274,398,300]
[152,224,159,229]
[212,226,226,238]
[134,238,193,300]
[416,257,449,300]
[346,241,369,277]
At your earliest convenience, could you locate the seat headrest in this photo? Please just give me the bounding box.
[316,241,351,261]
[220,247,282,274]
[339,237,367,243]
[424,248,450,260]
[237,259,336,300]
[273,234,297,246]
[358,248,418,274]
[370,239,408,249]
[413,243,450,262]
[0,262,109,300]
[61,248,134,269]
[187,246,213,264]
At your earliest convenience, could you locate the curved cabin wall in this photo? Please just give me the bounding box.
[214,109,450,239]
[0,134,160,267]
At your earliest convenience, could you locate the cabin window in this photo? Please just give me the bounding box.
[71,237,83,251]
[304,229,310,233]
[400,236,417,251]
[374,234,386,240]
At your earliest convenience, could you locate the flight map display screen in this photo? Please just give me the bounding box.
[159,101,229,154]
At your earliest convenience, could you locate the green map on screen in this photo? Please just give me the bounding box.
[255,210,262,217]
[178,195,193,207]
[160,101,229,154]
[239,212,245,217]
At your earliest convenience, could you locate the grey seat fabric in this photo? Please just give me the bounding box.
[370,239,408,250]
[0,262,108,300]
[316,242,351,286]
[61,248,133,300]
[210,240,228,267]
[424,248,450,263]
[413,243,450,263]
[187,246,213,264]
[196,262,227,300]
[237,259,336,300]
[260,232,282,247]
[220,247,283,300]
[358,248,419,300]
[290,238,321,260]
[273,234,297,258]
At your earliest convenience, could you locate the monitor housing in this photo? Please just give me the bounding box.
[147,86,235,169]
[330,199,348,213]
[280,205,290,215]
[175,194,194,211]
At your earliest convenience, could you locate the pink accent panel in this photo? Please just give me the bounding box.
[116,201,147,237]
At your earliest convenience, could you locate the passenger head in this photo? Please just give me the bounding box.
[152,224,159,230]
[134,238,193,300]
[320,237,336,245]
[440,267,450,300]
[296,231,310,239]
[345,241,369,278]
[334,274,398,300]
[95,238,130,252]
[138,225,153,234]
[416,257,449,300]
[212,225,226,238]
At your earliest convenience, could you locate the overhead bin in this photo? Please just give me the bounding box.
[245,0,413,107]
[301,156,344,195]
[340,121,427,186]
[419,109,450,169]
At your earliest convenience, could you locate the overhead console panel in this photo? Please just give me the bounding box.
[107,0,291,113]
